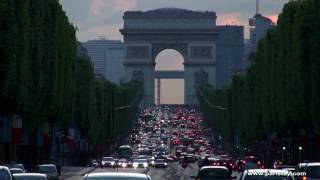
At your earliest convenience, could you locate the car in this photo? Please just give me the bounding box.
[296,163,308,172]
[242,156,263,169]
[89,159,99,167]
[154,159,168,168]
[243,162,260,171]
[240,169,294,180]
[281,167,295,172]
[7,163,26,173]
[172,139,181,145]
[191,166,234,180]
[37,164,59,180]
[132,159,149,168]
[303,162,320,180]
[163,155,177,162]
[215,159,234,171]
[145,157,155,167]
[83,172,152,180]
[117,159,130,168]
[13,173,47,180]
[172,131,178,136]
[101,157,115,167]
[0,166,13,180]
[273,160,285,169]
[176,150,182,157]
[9,168,25,174]
[185,154,196,163]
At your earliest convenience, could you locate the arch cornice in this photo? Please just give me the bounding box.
[151,43,188,62]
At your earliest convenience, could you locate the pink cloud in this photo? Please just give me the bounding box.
[266,15,279,24]
[77,0,138,41]
[217,13,243,26]
[90,0,137,17]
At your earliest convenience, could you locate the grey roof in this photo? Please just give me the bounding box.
[124,8,216,19]
[149,7,196,13]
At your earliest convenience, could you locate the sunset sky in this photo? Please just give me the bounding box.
[60,0,289,104]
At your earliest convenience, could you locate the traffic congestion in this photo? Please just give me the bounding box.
[1,105,320,180]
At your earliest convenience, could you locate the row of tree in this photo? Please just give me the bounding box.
[0,0,142,144]
[198,0,320,145]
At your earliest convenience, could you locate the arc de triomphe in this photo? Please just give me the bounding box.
[120,8,217,105]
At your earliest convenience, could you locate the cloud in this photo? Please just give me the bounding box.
[113,0,138,11]
[77,23,122,41]
[60,0,288,41]
[90,0,104,16]
[217,13,243,26]
[71,0,138,41]
[90,0,137,17]
[266,14,279,24]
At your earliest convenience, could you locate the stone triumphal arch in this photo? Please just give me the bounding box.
[120,8,217,105]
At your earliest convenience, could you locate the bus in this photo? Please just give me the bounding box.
[118,145,133,159]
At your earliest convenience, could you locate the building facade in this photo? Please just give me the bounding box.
[249,14,274,52]
[216,25,244,89]
[82,39,124,85]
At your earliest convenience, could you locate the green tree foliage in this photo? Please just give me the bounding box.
[0,0,77,130]
[197,84,230,139]
[0,0,143,145]
[198,0,320,145]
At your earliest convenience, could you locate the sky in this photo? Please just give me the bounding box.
[60,0,289,41]
[59,0,289,104]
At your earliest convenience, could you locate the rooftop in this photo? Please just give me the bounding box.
[124,8,216,19]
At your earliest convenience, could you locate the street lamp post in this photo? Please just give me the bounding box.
[298,146,303,161]
[282,146,286,160]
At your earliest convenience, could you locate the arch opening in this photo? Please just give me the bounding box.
[154,49,184,105]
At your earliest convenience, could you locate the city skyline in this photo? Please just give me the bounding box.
[60,0,288,41]
[59,0,288,104]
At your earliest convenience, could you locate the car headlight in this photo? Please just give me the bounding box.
[111,162,115,165]
[151,161,155,164]
[122,163,127,168]
[143,163,148,167]
[118,162,121,165]
[164,163,167,165]
[102,162,105,165]
[133,163,138,168]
